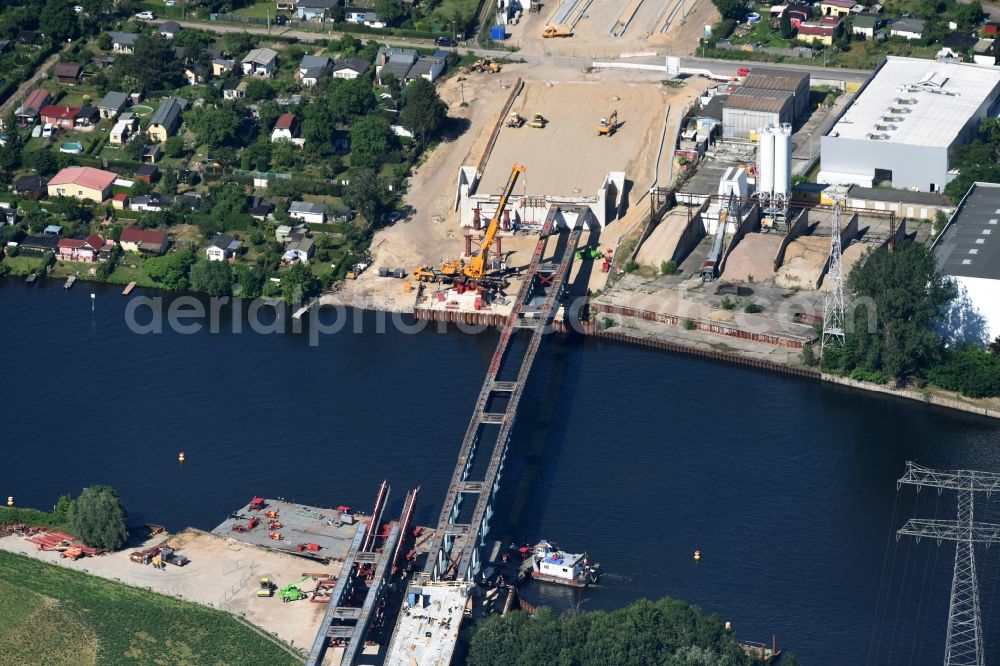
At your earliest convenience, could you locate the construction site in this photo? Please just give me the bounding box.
[499,0,719,58]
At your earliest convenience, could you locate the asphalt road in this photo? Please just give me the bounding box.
[162,18,875,84]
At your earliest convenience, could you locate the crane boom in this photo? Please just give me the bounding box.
[464,164,525,281]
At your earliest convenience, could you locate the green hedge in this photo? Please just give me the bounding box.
[0,506,68,530]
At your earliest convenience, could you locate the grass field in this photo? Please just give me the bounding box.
[0,551,302,666]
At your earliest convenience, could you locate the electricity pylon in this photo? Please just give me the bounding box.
[897,462,1000,666]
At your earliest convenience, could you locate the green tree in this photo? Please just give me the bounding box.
[780,8,794,39]
[244,78,275,101]
[0,115,24,184]
[302,100,339,154]
[376,0,407,26]
[400,77,447,149]
[328,77,377,122]
[350,115,394,168]
[184,105,242,147]
[329,34,361,56]
[117,34,182,90]
[827,241,954,382]
[233,262,266,298]
[189,259,233,296]
[68,485,128,551]
[53,495,72,523]
[164,135,185,158]
[143,250,195,290]
[712,0,748,21]
[25,148,58,176]
[96,31,112,51]
[344,167,386,228]
[222,31,257,56]
[40,0,78,41]
[279,262,320,303]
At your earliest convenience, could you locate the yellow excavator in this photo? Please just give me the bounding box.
[414,164,525,289]
[597,110,619,136]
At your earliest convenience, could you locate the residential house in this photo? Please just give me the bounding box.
[241,48,278,77]
[47,167,117,203]
[55,63,83,85]
[299,54,332,86]
[147,96,186,143]
[248,196,275,220]
[135,164,159,184]
[112,193,129,209]
[283,234,315,263]
[16,31,40,48]
[296,0,339,21]
[40,105,80,129]
[129,193,174,212]
[93,55,116,69]
[184,63,209,86]
[346,11,366,23]
[796,21,838,46]
[142,144,163,164]
[375,47,417,85]
[819,0,854,17]
[159,21,181,38]
[109,32,139,53]
[890,17,924,40]
[331,57,370,80]
[14,88,51,126]
[222,80,248,100]
[212,57,235,77]
[57,234,113,263]
[271,113,301,144]
[110,112,139,145]
[119,227,168,255]
[974,38,997,66]
[363,12,387,28]
[74,107,99,128]
[97,91,129,119]
[13,175,46,199]
[19,235,59,255]
[852,14,880,39]
[206,234,240,261]
[288,201,326,224]
[375,47,444,85]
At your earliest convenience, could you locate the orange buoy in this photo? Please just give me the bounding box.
[693,549,701,561]
[6,496,12,507]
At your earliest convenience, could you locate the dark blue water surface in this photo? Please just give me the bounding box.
[3,279,1000,664]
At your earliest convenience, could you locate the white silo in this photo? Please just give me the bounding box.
[757,125,775,195]
[773,123,792,197]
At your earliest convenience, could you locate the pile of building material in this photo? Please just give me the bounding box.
[720,233,782,282]
[25,530,104,558]
[775,236,829,290]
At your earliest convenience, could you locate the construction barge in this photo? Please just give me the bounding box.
[523,540,601,587]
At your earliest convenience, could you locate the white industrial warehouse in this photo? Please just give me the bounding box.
[934,182,1000,342]
[819,56,1000,193]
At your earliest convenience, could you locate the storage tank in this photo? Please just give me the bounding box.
[773,123,792,197]
[757,125,775,195]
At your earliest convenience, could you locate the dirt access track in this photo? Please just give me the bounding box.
[478,80,669,197]
[0,528,340,657]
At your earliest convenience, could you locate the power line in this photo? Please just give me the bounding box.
[896,462,1000,665]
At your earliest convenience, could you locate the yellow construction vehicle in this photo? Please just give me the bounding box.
[529,112,547,128]
[460,164,525,286]
[542,24,573,38]
[506,111,525,128]
[464,57,502,74]
[597,110,619,136]
[412,164,525,289]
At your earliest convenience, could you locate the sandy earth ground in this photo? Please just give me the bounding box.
[325,62,706,312]
[504,0,719,59]
[0,529,341,656]
[719,233,783,283]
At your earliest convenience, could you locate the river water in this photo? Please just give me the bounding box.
[3,279,1000,664]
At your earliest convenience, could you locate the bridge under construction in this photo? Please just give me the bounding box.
[383,217,583,664]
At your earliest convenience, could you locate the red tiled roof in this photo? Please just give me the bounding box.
[85,233,106,250]
[113,193,129,201]
[23,88,51,110]
[821,0,854,7]
[274,113,296,129]
[119,226,166,245]
[58,238,87,249]
[48,166,117,191]
[40,105,80,120]
[798,23,835,36]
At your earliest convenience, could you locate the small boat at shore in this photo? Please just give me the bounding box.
[525,540,600,587]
